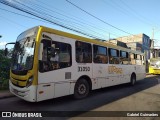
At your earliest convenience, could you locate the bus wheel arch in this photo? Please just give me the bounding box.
[74,76,92,99]
[130,72,136,86]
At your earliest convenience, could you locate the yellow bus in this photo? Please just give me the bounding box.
[7,26,146,102]
[149,57,160,74]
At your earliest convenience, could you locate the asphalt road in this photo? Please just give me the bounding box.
[0,75,160,120]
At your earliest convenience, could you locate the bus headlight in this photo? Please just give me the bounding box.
[26,76,34,88]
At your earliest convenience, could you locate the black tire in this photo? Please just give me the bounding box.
[74,79,90,99]
[130,74,136,86]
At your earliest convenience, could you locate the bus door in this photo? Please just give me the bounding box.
[37,38,72,101]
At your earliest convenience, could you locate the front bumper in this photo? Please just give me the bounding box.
[149,67,160,74]
[9,80,37,102]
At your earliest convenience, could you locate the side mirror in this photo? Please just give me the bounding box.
[4,48,8,56]
[15,42,20,50]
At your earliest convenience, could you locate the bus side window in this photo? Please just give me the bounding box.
[130,53,136,65]
[136,54,142,65]
[50,41,72,70]
[108,48,119,64]
[76,41,92,63]
[39,40,72,72]
[120,51,128,65]
[39,39,51,72]
[93,45,108,64]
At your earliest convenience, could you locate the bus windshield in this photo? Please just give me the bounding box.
[11,27,38,72]
[11,36,35,71]
[150,58,160,68]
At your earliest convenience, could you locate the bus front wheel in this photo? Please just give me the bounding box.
[74,79,90,99]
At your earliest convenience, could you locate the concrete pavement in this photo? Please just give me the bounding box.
[0,90,14,99]
[69,77,160,120]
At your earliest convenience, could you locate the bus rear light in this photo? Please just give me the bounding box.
[26,76,34,88]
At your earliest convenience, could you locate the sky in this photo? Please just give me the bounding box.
[0,0,160,49]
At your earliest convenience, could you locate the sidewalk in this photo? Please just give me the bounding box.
[0,90,14,99]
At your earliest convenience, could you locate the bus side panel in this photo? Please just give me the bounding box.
[118,65,131,84]
[37,33,76,101]
[92,64,121,89]
[106,64,131,87]
[93,64,108,89]
[36,82,54,102]
[37,68,76,101]
[136,65,146,80]
[92,64,131,89]
[37,33,93,101]
[54,82,70,98]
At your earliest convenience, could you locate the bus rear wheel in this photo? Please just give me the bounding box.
[130,74,136,86]
[74,79,90,99]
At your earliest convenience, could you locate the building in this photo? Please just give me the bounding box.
[126,42,142,52]
[151,49,160,58]
[109,33,151,60]
[106,39,128,48]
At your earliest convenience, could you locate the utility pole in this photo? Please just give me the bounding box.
[151,27,160,57]
[152,28,154,48]
[152,28,154,40]
[150,28,155,58]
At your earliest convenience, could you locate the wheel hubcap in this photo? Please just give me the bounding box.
[78,84,86,95]
[132,78,135,84]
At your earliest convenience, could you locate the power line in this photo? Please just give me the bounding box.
[102,0,151,27]
[67,0,152,42]
[0,0,146,42]
[66,0,133,35]
[101,0,130,16]
[34,0,122,38]
[104,0,152,26]
[21,0,120,39]
[120,0,159,27]
[0,7,77,30]
[0,0,102,39]
[0,7,47,22]
[20,0,120,39]
[13,0,109,40]
[0,0,122,40]
[0,14,26,28]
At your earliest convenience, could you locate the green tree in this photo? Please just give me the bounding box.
[0,49,11,89]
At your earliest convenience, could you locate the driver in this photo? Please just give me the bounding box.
[50,44,60,69]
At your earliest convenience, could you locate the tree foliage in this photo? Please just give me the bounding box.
[0,49,11,89]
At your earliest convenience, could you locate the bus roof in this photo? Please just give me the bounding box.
[37,26,144,55]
